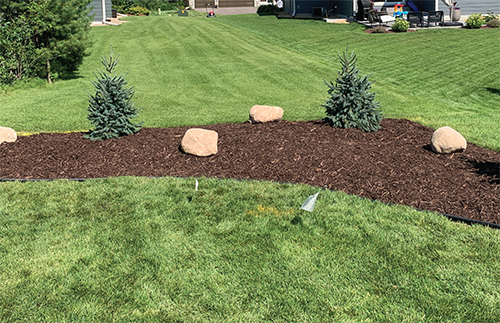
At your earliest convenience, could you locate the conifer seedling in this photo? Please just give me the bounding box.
[85,47,142,140]
[323,45,383,132]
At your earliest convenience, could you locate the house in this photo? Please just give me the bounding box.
[283,0,353,17]
[89,0,112,23]
[283,0,438,18]
[189,0,259,9]
[283,0,500,18]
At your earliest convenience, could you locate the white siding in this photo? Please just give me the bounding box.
[438,0,500,15]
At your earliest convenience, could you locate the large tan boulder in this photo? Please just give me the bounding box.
[0,127,17,144]
[249,105,283,123]
[431,126,467,154]
[180,128,218,157]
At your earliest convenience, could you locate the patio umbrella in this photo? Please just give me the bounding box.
[440,0,454,22]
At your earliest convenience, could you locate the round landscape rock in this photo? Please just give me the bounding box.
[249,105,283,123]
[0,127,17,144]
[431,126,467,154]
[180,128,218,157]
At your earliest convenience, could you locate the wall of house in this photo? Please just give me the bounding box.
[372,1,436,13]
[437,0,500,16]
[291,0,353,16]
[409,0,435,12]
[89,0,112,22]
[334,0,354,17]
[293,0,336,15]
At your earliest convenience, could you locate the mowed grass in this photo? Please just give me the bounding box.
[1,177,500,322]
[0,14,499,150]
[1,15,500,322]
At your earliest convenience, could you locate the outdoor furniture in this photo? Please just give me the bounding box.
[368,10,395,26]
[407,12,424,27]
[427,11,444,26]
[357,0,373,21]
[406,0,444,27]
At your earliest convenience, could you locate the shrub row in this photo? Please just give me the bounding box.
[466,12,500,29]
[113,0,187,11]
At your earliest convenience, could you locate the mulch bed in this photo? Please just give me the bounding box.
[364,28,418,33]
[1,119,499,225]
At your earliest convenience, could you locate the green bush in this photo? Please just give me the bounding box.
[483,10,499,23]
[391,18,409,32]
[85,48,142,141]
[113,0,186,11]
[371,26,387,33]
[112,5,127,13]
[322,46,383,132]
[465,13,484,28]
[0,19,38,84]
[127,6,150,15]
[486,18,500,28]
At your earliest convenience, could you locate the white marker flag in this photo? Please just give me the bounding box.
[195,179,199,191]
[300,192,319,212]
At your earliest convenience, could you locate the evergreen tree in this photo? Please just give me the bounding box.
[322,46,383,132]
[85,48,142,140]
[0,0,92,84]
[33,0,92,82]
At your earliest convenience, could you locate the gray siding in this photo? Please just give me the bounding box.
[89,0,112,22]
[294,0,336,15]
[287,0,353,16]
[334,0,353,17]
[438,0,500,15]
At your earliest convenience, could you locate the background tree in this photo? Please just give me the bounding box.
[322,45,383,132]
[0,0,92,84]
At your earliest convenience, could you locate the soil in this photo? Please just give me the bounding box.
[1,119,499,225]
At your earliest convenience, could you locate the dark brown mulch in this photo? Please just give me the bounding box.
[1,119,499,224]
[364,28,418,33]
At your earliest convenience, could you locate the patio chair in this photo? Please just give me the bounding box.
[357,0,373,21]
[427,10,444,26]
[406,0,444,27]
[368,10,395,26]
[407,12,424,27]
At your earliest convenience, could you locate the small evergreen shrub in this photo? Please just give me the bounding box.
[322,46,383,132]
[371,26,387,33]
[486,18,500,28]
[391,18,409,32]
[465,13,484,28]
[85,48,142,141]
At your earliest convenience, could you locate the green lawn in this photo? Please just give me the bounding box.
[0,14,499,150]
[1,15,500,322]
[1,177,500,322]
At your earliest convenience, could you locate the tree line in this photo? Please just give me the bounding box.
[0,0,92,84]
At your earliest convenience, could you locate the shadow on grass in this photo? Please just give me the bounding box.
[60,71,84,81]
[484,87,500,96]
